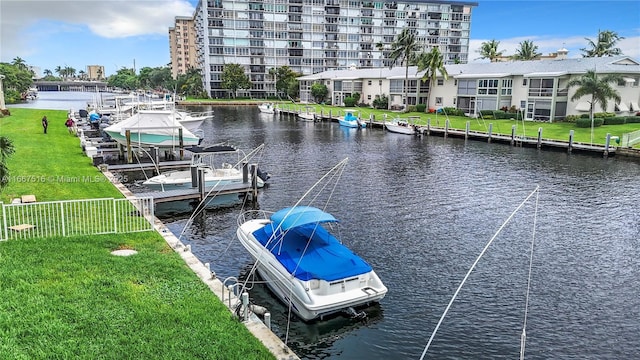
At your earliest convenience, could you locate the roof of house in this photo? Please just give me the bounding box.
[298,56,640,81]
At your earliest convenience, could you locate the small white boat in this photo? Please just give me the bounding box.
[384,115,418,135]
[338,109,366,128]
[103,109,201,148]
[258,103,276,114]
[297,106,317,122]
[142,144,270,191]
[174,110,213,132]
[236,158,387,321]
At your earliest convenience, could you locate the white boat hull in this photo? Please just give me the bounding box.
[143,167,265,191]
[237,219,387,321]
[384,121,416,135]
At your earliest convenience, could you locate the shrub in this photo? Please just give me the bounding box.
[343,96,356,107]
[407,105,417,112]
[580,114,590,118]
[565,115,581,122]
[479,110,494,117]
[626,116,640,124]
[442,107,465,116]
[576,118,604,128]
[594,112,615,118]
[416,104,426,113]
[603,117,626,125]
[372,94,388,109]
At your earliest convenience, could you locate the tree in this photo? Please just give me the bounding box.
[477,39,504,62]
[416,46,448,110]
[0,62,34,103]
[581,29,624,57]
[221,63,251,98]
[107,67,138,90]
[568,70,622,144]
[43,69,52,77]
[310,83,328,103]
[512,40,542,60]
[11,57,27,71]
[0,136,15,191]
[175,67,205,98]
[269,66,300,100]
[389,28,420,112]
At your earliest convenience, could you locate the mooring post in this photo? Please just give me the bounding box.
[511,125,516,146]
[537,127,543,148]
[568,130,574,153]
[604,133,611,157]
[264,312,271,330]
[488,123,493,143]
[250,164,258,204]
[198,167,205,201]
[242,292,249,321]
[179,128,184,160]
[426,118,431,135]
[126,129,132,163]
[242,161,248,184]
[445,119,450,137]
[465,121,470,139]
[190,165,198,188]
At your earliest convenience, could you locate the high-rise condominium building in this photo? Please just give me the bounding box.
[86,65,105,80]
[193,0,477,98]
[169,16,198,79]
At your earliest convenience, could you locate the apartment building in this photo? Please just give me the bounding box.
[192,0,477,98]
[86,65,105,80]
[298,56,640,121]
[169,16,198,79]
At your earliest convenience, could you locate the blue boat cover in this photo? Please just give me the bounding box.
[252,207,373,281]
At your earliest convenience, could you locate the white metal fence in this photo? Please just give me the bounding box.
[1,197,155,241]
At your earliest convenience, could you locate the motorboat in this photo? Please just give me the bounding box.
[384,115,419,135]
[174,110,212,133]
[258,103,276,114]
[297,106,317,122]
[142,144,270,191]
[103,109,201,148]
[236,159,387,322]
[338,109,366,128]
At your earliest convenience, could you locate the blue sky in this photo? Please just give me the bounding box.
[1,0,638,77]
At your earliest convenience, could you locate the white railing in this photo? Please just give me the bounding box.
[621,129,640,148]
[1,197,155,241]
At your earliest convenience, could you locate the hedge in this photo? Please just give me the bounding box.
[603,117,627,125]
[575,118,604,128]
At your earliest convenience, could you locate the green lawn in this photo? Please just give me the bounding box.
[0,109,276,360]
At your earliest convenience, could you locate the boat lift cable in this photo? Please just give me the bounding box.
[419,185,540,360]
[520,187,539,360]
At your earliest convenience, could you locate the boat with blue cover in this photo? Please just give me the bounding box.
[236,159,387,321]
[338,109,366,128]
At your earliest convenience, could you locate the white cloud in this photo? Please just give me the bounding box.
[1,0,194,60]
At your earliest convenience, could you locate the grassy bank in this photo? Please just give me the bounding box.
[0,109,276,359]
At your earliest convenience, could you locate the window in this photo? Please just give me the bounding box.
[368,80,372,86]
[522,79,528,86]
[437,79,444,86]
[435,97,442,105]
[367,94,372,100]
[379,80,383,86]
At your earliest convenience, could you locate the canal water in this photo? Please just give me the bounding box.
[21,93,640,359]
[165,106,640,360]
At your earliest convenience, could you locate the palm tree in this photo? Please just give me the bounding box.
[0,136,15,191]
[416,47,448,110]
[43,69,52,77]
[55,66,62,78]
[512,40,542,60]
[11,57,28,71]
[581,30,624,57]
[476,39,504,62]
[567,70,622,144]
[389,28,420,111]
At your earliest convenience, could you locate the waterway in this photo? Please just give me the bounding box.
[22,93,640,359]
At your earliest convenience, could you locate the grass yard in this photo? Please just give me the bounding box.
[0,108,276,360]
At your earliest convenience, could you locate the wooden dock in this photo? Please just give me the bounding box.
[135,183,256,204]
[274,107,620,157]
